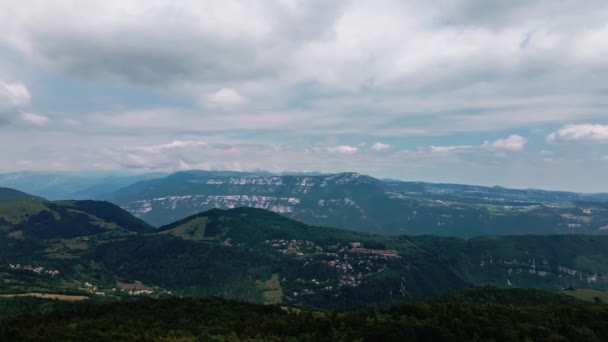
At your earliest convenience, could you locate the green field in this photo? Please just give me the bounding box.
[561,288,608,303]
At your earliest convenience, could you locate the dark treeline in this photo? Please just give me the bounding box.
[1,290,607,341]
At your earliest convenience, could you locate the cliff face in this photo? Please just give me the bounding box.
[115,172,390,229]
[110,171,608,237]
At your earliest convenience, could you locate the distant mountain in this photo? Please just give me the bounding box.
[0,171,167,200]
[66,173,170,200]
[2,204,608,308]
[109,171,608,237]
[0,187,41,201]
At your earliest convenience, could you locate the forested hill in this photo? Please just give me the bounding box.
[3,201,608,309]
[0,198,154,240]
[0,288,607,341]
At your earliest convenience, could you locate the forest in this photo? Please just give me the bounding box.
[0,287,607,341]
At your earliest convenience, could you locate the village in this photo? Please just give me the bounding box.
[8,263,60,276]
[265,239,400,300]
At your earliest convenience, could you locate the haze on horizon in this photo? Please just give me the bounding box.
[0,1,607,192]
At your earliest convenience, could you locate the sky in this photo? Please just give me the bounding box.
[0,0,607,192]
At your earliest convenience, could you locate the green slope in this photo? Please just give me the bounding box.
[3,204,608,309]
[0,199,156,296]
[0,199,153,240]
[0,187,41,201]
[92,208,608,308]
[157,207,386,246]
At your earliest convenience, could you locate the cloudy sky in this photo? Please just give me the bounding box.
[0,0,607,192]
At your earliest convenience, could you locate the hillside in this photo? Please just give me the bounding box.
[0,199,153,240]
[1,291,607,341]
[94,208,608,308]
[0,198,155,295]
[157,207,380,246]
[2,204,608,309]
[0,187,41,201]
[109,171,608,237]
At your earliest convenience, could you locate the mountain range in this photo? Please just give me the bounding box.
[3,170,608,238]
[1,190,608,309]
[105,171,608,238]
[0,171,168,200]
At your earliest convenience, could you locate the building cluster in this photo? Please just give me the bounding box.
[83,282,105,296]
[348,242,400,258]
[8,264,60,276]
[266,239,318,256]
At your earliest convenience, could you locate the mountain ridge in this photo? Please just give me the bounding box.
[107,171,608,237]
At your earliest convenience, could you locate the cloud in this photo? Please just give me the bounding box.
[0,1,606,145]
[109,141,367,170]
[2,1,607,98]
[20,112,49,126]
[204,88,247,110]
[370,142,391,151]
[134,140,209,152]
[429,145,473,153]
[0,82,31,107]
[0,81,31,124]
[327,145,358,154]
[547,124,608,143]
[482,134,528,151]
[602,155,608,161]
[430,134,528,153]
[0,1,344,86]
[1,2,608,192]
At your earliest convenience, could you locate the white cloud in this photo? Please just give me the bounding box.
[0,1,605,143]
[20,112,49,126]
[1,1,607,99]
[482,134,527,151]
[135,140,209,152]
[0,81,31,124]
[547,124,608,143]
[429,145,473,153]
[327,145,358,154]
[204,88,247,110]
[1,2,608,192]
[370,142,391,151]
[602,155,608,161]
[0,82,31,107]
[430,135,528,154]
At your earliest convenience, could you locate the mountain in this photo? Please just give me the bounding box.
[0,198,155,296]
[0,171,167,200]
[0,187,41,201]
[3,203,608,309]
[95,208,608,308]
[65,173,170,200]
[109,171,608,237]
